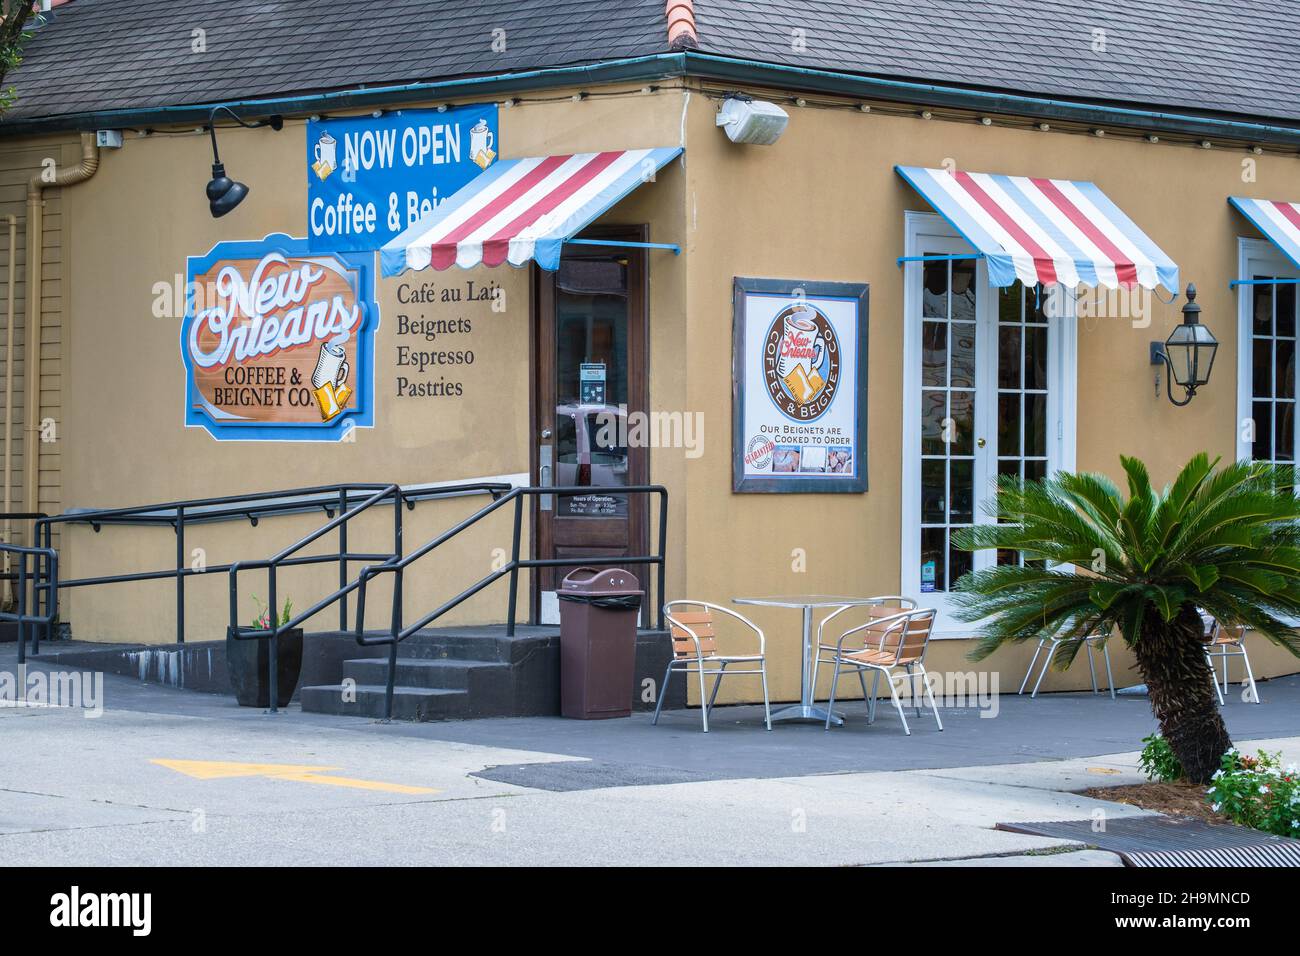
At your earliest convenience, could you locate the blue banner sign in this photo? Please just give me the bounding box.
[307,106,499,253]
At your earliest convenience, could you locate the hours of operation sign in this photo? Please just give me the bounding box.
[732,277,869,493]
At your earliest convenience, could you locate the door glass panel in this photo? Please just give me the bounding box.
[1253,400,1274,461]
[554,255,630,517]
[1025,393,1048,458]
[920,526,946,595]
[921,391,946,455]
[921,459,946,523]
[998,394,1021,456]
[998,327,1021,389]
[1279,285,1297,338]
[923,261,948,318]
[950,324,976,388]
[1254,283,1274,336]
[1277,337,1296,400]
[948,390,974,455]
[1253,339,1273,396]
[1024,325,1048,391]
[920,256,977,593]
[949,459,974,523]
[951,262,978,321]
[922,322,947,387]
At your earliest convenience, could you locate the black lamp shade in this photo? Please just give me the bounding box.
[206,162,248,218]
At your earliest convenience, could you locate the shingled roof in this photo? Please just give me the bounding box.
[695,0,1300,124]
[4,0,1299,129]
[3,0,667,121]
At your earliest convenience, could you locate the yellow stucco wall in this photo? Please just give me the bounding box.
[675,89,1300,702]
[5,77,1297,703]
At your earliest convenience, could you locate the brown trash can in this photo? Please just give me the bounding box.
[559,567,643,719]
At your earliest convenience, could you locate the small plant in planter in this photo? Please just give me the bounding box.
[251,594,293,631]
[226,593,303,709]
[1206,749,1300,839]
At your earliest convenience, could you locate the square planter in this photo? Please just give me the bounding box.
[225,627,304,708]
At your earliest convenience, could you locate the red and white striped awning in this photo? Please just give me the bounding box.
[897,165,1180,291]
[381,147,682,275]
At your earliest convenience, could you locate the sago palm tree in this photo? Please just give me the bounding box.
[951,454,1300,784]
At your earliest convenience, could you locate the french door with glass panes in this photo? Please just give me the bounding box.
[901,220,1076,629]
[1236,239,1300,464]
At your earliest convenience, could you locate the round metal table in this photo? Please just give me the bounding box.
[733,595,883,725]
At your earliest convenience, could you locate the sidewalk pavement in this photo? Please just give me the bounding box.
[3,654,1296,865]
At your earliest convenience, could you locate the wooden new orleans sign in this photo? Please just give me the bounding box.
[180,234,379,441]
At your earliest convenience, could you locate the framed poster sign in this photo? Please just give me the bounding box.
[732,277,868,493]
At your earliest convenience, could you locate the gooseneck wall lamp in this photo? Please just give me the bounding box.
[205,106,284,217]
[1150,284,1218,407]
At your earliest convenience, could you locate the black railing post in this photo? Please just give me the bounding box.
[384,640,397,722]
[393,489,403,632]
[40,518,52,648]
[16,555,26,665]
[30,539,40,655]
[338,487,348,631]
[175,506,186,644]
[506,493,522,637]
[657,489,667,630]
[266,566,279,715]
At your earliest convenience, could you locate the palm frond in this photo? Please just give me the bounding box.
[954,454,1300,664]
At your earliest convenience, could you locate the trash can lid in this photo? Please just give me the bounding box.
[560,567,643,596]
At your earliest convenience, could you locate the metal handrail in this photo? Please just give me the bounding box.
[25,482,512,660]
[352,485,669,720]
[226,483,408,714]
[0,540,58,665]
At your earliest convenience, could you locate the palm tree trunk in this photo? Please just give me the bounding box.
[1131,604,1231,784]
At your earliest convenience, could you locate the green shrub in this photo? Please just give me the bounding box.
[1138,733,1184,782]
[1206,749,1300,839]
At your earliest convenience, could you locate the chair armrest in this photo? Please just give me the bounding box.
[710,603,766,656]
[836,609,910,652]
[816,604,859,648]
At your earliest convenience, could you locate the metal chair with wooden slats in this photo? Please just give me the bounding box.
[812,606,942,735]
[657,600,772,732]
[1199,612,1259,705]
[1019,632,1116,699]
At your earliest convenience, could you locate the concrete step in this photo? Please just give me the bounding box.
[341,657,508,690]
[299,683,467,721]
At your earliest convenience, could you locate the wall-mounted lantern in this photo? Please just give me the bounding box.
[1150,284,1217,407]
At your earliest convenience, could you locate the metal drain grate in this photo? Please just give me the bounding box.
[997,816,1300,867]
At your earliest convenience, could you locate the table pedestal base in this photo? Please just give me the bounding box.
[771,703,843,725]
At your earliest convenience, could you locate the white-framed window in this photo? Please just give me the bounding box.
[1236,238,1300,463]
[901,212,1077,634]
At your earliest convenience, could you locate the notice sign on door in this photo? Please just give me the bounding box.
[180,233,379,441]
[733,278,868,493]
[579,362,607,406]
[307,106,498,253]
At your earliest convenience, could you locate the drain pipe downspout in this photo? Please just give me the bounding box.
[3,214,15,603]
[23,133,99,533]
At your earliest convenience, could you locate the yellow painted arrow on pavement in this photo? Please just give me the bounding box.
[151,759,438,795]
